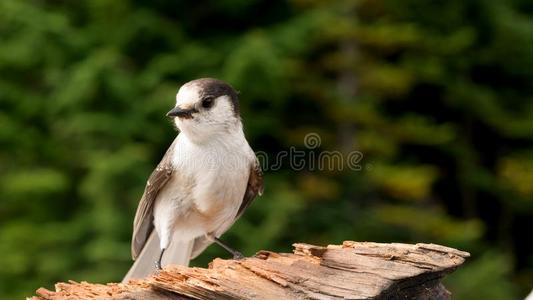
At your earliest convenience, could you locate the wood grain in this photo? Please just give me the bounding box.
[31,241,469,300]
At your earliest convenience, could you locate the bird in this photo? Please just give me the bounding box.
[122,78,263,282]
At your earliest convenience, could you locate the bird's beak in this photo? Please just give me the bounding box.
[166,106,198,119]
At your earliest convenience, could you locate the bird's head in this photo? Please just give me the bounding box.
[167,78,241,142]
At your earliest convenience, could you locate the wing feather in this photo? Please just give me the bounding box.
[131,140,176,260]
[235,158,264,220]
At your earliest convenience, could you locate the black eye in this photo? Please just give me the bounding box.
[201,97,214,109]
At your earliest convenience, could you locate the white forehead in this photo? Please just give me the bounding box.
[176,84,201,106]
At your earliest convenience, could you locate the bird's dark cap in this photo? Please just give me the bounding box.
[184,78,240,116]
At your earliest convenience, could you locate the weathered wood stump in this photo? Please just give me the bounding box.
[31,241,469,300]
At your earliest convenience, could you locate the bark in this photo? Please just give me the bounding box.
[31,241,469,300]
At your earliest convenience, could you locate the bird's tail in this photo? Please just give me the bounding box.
[122,232,193,283]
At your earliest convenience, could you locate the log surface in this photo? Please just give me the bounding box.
[31,241,470,300]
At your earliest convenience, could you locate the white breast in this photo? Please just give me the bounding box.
[153,130,254,249]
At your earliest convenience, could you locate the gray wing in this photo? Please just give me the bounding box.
[190,158,263,259]
[131,140,176,260]
[235,158,264,219]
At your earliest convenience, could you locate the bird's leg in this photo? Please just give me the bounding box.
[207,234,244,259]
[155,248,166,270]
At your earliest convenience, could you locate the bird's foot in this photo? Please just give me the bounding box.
[232,251,244,260]
[155,248,165,271]
[155,260,162,270]
[209,235,245,260]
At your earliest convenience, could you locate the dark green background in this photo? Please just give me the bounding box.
[1,0,532,299]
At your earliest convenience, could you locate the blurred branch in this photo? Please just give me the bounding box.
[31,241,469,300]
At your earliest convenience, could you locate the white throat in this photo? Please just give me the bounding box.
[176,118,243,145]
[171,119,253,180]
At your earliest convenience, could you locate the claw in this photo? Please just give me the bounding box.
[155,260,162,270]
[233,252,244,260]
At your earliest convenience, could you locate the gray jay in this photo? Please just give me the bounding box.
[123,78,263,282]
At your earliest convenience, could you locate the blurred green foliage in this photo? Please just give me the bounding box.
[1,0,532,298]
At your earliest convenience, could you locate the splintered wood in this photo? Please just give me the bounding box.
[31,241,470,300]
